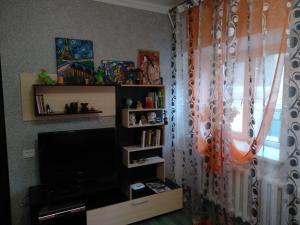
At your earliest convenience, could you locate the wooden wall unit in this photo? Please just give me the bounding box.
[24,78,182,224]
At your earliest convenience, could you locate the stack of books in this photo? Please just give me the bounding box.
[35,95,46,114]
[140,129,161,148]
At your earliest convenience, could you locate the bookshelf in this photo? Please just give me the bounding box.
[116,84,171,201]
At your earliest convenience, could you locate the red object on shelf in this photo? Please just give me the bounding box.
[145,97,153,108]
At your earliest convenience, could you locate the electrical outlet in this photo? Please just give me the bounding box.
[23,149,35,158]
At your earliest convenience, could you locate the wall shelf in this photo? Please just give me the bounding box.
[125,123,164,128]
[126,156,165,168]
[32,83,116,87]
[123,108,165,112]
[123,145,163,152]
[35,110,103,117]
[20,73,116,121]
[120,84,164,88]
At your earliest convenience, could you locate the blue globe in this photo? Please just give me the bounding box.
[126,98,133,108]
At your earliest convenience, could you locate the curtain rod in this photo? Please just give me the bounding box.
[168,0,199,31]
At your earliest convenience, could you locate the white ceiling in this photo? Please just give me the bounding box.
[138,0,181,6]
[94,0,184,14]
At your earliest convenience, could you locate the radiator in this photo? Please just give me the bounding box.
[199,156,285,225]
[228,166,284,225]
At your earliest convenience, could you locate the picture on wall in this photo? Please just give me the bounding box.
[55,37,95,84]
[138,50,161,85]
[99,60,135,84]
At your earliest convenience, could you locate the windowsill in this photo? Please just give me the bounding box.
[256,153,284,166]
[256,146,283,166]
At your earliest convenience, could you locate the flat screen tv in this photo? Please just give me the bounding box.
[38,128,118,188]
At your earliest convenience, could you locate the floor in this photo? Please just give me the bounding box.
[131,207,192,225]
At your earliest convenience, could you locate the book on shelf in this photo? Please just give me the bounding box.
[147,130,152,147]
[140,130,146,148]
[140,129,161,148]
[156,129,161,146]
[151,130,155,146]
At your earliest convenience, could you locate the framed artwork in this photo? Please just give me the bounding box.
[55,37,95,84]
[138,50,161,85]
[100,60,135,84]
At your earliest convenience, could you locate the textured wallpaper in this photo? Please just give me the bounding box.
[0,1,172,225]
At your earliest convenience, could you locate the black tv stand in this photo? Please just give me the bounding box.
[29,185,128,225]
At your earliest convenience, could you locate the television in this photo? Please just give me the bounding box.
[38,128,118,189]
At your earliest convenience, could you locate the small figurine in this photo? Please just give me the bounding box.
[147,112,156,124]
[136,101,143,109]
[140,115,147,125]
[126,69,134,84]
[128,68,142,85]
[129,113,136,126]
[80,103,89,113]
[65,104,70,113]
[69,102,78,113]
[163,110,168,125]
[38,69,56,85]
[46,104,51,114]
[95,67,105,85]
[156,117,162,123]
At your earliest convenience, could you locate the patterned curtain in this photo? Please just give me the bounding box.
[170,0,297,225]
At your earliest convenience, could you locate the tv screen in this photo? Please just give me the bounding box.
[38,128,117,187]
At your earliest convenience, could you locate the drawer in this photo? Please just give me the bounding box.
[87,188,182,225]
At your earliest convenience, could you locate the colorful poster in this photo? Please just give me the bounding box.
[55,37,95,84]
[138,50,161,85]
[100,60,135,84]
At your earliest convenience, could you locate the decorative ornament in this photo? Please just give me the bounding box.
[125,98,133,108]
[38,69,56,85]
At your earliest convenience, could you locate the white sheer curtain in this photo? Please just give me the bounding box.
[169,1,297,225]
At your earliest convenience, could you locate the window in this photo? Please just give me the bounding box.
[258,70,283,161]
[230,54,284,161]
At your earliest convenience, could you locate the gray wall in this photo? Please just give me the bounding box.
[0,1,172,225]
